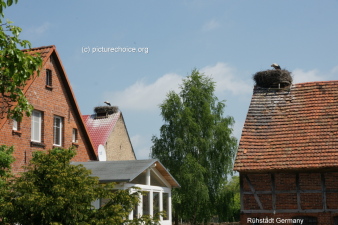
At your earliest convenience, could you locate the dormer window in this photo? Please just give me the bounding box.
[46,69,53,89]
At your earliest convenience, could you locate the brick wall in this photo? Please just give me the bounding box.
[106,115,136,160]
[241,172,338,224]
[0,53,95,173]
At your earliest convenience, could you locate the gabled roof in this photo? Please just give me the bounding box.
[234,80,338,172]
[82,112,120,152]
[82,112,136,158]
[0,45,97,160]
[72,159,180,188]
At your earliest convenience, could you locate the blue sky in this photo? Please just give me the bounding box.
[6,0,338,159]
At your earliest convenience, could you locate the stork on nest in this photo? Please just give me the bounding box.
[104,101,111,106]
[271,63,281,70]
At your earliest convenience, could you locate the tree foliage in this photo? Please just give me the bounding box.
[0,148,161,225]
[216,176,240,222]
[0,0,42,121]
[151,69,237,224]
[0,145,14,220]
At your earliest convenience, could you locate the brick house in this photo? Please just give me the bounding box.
[234,78,338,224]
[82,106,136,161]
[0,45,178,225]
[0,45,97,173]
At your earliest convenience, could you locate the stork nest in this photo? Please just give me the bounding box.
[94,106,119,115]
[253,69,292,88]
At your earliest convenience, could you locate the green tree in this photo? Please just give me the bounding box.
[151,69,237,224]
[1,147,102,225]
[0,0,42,121]
[0,147,161,225]
[0,145,14,220]
[216,176,240,222]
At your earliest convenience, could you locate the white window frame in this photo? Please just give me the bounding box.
[13,119,18,131]
[31,110,42,142]
[124,168,172,224]
[72,128,78,143]
[53,116,63,146]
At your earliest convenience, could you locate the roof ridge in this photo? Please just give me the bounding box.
[294,80,338,86]
[22,45,55,52]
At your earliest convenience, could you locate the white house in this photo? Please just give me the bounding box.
[72,159,180,225]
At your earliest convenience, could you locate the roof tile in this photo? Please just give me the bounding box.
[234,80,338,172]
[82,112,120,153]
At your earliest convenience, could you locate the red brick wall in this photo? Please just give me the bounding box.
[241,172,338,224]
[0,54,95,173]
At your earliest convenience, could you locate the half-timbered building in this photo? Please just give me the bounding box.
[234,78,338,224]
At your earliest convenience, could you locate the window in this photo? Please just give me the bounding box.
[72,128,78,143]
[53,116,63,146]
[162,193,169,220]
[13,119,19,131]
[31,110,42,142]
[131,171,147,185]
[12,119,21,136]
[150,170,167,187]
[133,202,139,219]
[46,69,52,87]
[153,192,160,219]
[142,192,150,216]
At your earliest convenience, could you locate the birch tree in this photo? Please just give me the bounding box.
[151,69,237,224]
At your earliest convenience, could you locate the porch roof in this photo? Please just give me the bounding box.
[71,159,180,188]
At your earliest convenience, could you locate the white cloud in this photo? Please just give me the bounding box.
[104,73,182,111]
[201,62,252,95]
[292,68,326,84]
[104,62,252,112]
[202,19,220,31]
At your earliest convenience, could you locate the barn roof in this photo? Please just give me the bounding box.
[234,80,338,172]
[72,159,180,188]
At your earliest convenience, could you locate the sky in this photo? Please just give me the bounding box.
[6,0,338,159]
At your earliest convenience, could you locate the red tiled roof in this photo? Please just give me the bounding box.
[82,112,121,153]
[22,45,54,60]
[234,80,338,172]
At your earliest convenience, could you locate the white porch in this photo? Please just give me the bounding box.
[75,159,179,225]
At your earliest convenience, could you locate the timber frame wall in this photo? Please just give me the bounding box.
[241,171,338,214]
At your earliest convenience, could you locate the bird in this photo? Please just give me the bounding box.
[271,63,281,70]
[104,101,111,106]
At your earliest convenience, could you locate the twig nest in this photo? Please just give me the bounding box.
[94,106,118,115]
[253,69,292,88]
